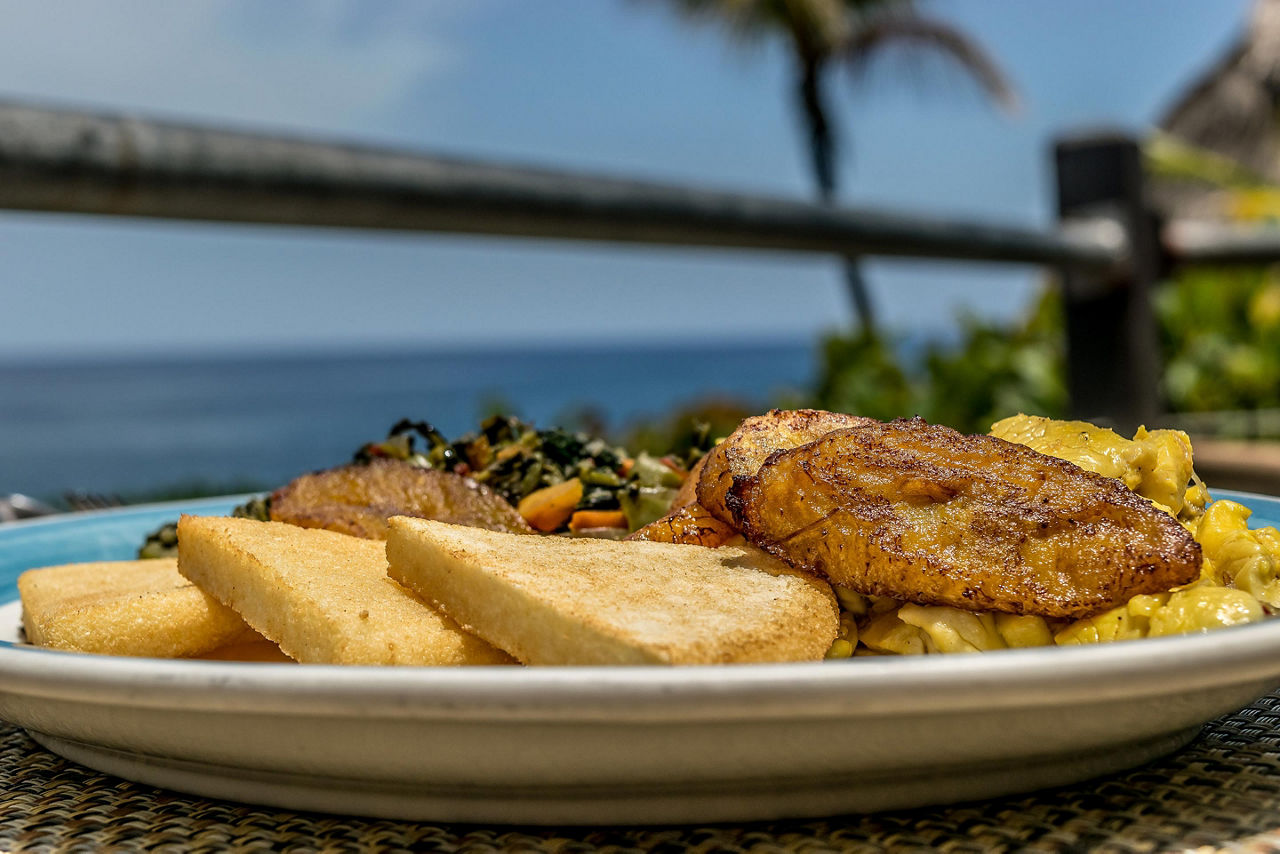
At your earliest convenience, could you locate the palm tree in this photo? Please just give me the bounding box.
[655,0,1018,331]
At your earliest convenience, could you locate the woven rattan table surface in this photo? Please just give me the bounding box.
[7,691,1280,854]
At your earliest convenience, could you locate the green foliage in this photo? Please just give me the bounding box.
[622,398,755,463]
[811,331,914,421]
[810,286,1067,434]
[918,290,1067,431]
[1157,266,1280,413]
[811,265,1280,434]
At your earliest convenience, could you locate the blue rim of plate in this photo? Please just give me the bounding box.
[0,493,255,606]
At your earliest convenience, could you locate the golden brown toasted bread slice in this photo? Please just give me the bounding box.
[18,558,259,657]
[177,515,513,665]
[697,409,876,525]
[270,458,531,539]
[385,517,838,665]
[729,417,1202,619]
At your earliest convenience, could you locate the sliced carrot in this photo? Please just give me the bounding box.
[516,478,583,532]
[568,509,628,533]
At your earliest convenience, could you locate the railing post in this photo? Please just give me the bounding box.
[1054,133,1162,431]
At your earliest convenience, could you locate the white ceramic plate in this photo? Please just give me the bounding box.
[3,494,1280,825]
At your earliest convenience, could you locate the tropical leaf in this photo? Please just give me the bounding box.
[837,15,1019,112]
[649,0,925,57]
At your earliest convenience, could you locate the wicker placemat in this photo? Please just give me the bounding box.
[6,693,1280,854]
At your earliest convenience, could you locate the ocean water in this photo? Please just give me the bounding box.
[0,341,817,502]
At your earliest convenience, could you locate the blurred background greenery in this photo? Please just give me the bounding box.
[803,261,1280,439]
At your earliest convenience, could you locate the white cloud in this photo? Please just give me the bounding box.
[0,0,461,135]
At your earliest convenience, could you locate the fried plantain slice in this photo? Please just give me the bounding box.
[271,458,532,539]
[626,500,740,547]
[696,409,876,526]
[728,417,1202,619]
[669,453,707,511]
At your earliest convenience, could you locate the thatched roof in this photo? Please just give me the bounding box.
[1152,0,1280,217]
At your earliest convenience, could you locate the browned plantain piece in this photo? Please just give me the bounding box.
[697,409,876,526]
[271,458,532,539]
[728,417,1202,619]
[669,454,707,510]
[626,501,740,547]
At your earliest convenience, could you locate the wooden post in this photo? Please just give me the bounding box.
[1054,134,1162,431]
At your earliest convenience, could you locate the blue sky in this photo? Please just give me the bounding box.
[0,0,1252,358]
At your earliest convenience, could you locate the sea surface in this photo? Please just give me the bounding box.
[0,340,818,502]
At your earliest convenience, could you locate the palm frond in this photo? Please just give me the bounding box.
[837,15,1020,112]
[649,0,792,45]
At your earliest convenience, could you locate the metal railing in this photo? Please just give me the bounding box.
[0,101,1273,430]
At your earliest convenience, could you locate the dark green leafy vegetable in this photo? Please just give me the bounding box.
[350,414,676,532]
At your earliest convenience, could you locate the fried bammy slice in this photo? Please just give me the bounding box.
[18,558,261,657]
[177,515,513,665]
[728,417,1203,619]
[697,409,875,525]
[385,517,839,665]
